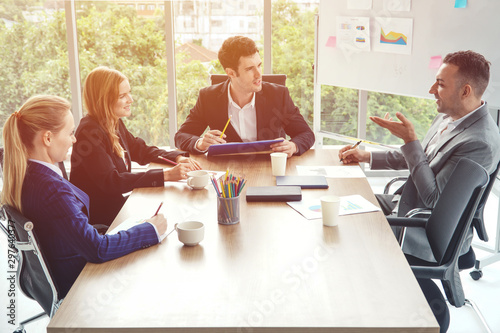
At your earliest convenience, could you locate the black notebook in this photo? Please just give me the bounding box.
[275,176,329,189]
[246,186,302,202]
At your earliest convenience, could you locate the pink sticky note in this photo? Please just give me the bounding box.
[429,55,442,69]
[326,36,337,48]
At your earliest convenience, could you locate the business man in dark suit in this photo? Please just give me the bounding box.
[174,36,314,157]
[339,50,500,262]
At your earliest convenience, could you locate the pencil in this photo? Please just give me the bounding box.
[340,140,362,162]
[158,156,178,166]
[220,116,232,138]
[153,201,163,216]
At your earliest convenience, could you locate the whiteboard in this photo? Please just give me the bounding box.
[317,0,500,108]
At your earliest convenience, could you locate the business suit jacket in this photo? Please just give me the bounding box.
[71,116,188,226]
[371,103,500,261]
[22,162,159,298]
[174,80,315,155]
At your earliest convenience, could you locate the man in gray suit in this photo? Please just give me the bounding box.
[339,50,500,261]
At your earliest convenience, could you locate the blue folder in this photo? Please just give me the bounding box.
[207,139,284,156]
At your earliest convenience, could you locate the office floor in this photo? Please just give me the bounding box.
[1,176,499,333]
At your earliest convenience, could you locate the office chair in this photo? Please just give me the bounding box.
[0,205,62,333]
[469,160,500,280]
[210,73,287,86]
[385,160,500,280]
[387,158,491,333]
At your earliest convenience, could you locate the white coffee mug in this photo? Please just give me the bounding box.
[187,170,209,189]
[270,152,287,176]
[320,195,341,227]
[174,221,204,246]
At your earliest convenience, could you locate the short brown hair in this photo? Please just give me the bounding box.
[218,36,259,71]
[443,50,490,98]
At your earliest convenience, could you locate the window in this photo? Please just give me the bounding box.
[147,5,155,11]
[271,0,319,132]
[211,19,223,28]
[0,1,69,139]
[75,1,170,146]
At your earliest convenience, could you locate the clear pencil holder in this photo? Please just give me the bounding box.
[217,196,240,225]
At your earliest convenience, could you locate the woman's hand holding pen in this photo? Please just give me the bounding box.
[163,162,194,181]
[176,156,202,170]
[146,214,167,236]
[338,142,370,164]
[196,130,226,151]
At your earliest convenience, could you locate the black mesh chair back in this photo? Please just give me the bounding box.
[470,159,500,242]
[210,74,287,86]
[2,205,60,317]
[426,158,488,267]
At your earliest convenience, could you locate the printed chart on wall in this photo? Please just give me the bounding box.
[373,17,413,55]
[337,16,371,52]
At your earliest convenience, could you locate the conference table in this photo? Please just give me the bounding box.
[47,148,439,332]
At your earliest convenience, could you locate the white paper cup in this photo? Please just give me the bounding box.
[270,152,287,176]
[187,170,209,189]
[320,195,340,227]
[175,221,204,246]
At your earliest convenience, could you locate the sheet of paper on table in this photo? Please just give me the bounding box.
[287,194,381,220]
[296,165,366,178]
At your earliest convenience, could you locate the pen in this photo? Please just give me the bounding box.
[153,201,163,217]
[220,116,232,138]
[158,156,178,166]
[340,140,362,162]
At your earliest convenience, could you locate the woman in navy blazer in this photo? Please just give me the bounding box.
[1,95,167,298]
[70,67,201,226]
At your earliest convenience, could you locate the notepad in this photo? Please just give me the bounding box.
[207,139,284,156]
[246,186,302,202]
[276,176,329,189]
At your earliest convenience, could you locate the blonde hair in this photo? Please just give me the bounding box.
[83,66,128,158]
[1,95,71,213]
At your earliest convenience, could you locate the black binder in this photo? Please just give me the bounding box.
[245,186,302,202]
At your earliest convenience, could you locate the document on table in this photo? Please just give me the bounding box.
[287,194,381,220]
[107,216,172,242]
[296,165,366,178]
[172,170,227,184]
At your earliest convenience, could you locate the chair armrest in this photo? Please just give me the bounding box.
[411,265,447,280]
[383,176,408,194]
[405,208,432,218]
[387,216,428,228]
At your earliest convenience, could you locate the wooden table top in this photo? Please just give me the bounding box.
[48,149,438,333]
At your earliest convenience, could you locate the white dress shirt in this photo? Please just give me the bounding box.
[228,82,257,142]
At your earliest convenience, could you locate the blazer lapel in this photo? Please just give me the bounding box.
[425,105,488,162]
[255,89,268,140]
[117,120,132,172]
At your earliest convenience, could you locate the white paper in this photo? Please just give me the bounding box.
[383,0,411,12]
[336,16,371,52]
[107,216,147,234]
[296,165,366,178]
[107,216,172,242]
[287,195,381,220]
[172,170,227,185]
[347,0,372,10]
